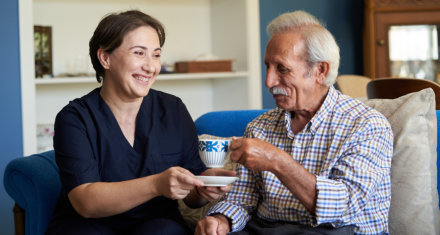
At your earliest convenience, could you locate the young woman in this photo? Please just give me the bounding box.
[46,10,234,235]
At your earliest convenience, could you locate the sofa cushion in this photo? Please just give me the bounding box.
[364,88,439,235]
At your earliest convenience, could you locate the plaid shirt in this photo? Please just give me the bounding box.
[208,86,393,234]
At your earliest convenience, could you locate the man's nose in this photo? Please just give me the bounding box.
[265,67,278,88]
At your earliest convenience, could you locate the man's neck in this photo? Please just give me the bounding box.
[289,86,330,133]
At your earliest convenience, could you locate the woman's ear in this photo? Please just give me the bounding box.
[314,61,330,85]
[97,48,110,69]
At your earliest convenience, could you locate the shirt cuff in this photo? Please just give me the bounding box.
[207,201,250,232]
[315,176,349,225]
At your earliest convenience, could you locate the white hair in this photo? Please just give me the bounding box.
[266,10,340,86]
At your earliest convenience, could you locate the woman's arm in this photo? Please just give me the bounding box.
[69,166,203,218]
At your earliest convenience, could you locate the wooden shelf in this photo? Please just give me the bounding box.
[35,71,249,85]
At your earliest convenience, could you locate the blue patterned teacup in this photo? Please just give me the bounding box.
[198,138,230,168]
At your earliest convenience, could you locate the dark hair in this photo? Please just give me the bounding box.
[89,10,166,82]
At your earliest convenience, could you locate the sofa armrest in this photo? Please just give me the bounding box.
[4,150,61,235]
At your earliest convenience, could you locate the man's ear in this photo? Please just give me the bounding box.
[314,61,330,85]
[97,48,110,69]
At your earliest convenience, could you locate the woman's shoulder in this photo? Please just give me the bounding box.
[148,89,181,102]
[56,88,101,121]
[146,89,186,109]
[143,89,192,121]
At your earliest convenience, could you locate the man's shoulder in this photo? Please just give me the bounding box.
[250,108,284,124]
[245,108,286,135]
[334,95,391,130]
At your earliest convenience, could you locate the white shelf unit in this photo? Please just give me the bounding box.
[34,71,249,84]
[19,0,262,155]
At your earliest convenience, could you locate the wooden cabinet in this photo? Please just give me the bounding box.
[19,0,262,154]
[363,0,440,79]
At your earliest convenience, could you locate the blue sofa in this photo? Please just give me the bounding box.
[4,109,440,235]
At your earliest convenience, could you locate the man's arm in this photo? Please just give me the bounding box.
[229,123,393,225]
[313,126,393,224]
[229,137,317,213]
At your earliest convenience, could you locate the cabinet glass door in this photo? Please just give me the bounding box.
[388,25,440,82]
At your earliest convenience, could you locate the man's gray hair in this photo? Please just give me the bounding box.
[266,11,340,86]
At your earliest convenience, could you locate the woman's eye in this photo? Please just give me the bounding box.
[134,50,145,57]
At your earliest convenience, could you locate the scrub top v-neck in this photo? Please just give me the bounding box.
[49,87,206,227]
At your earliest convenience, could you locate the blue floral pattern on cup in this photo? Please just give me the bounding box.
[221,142,228,152]
[198,139,230,168]
[199,140,229,152]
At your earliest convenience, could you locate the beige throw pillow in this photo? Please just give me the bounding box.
[364,88,439,234]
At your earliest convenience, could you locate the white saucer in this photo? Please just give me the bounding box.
[195,176,239,186]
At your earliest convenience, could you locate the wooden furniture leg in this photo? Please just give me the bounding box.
[13,203,25,235]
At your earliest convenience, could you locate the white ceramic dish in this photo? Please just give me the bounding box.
[195,176,239,186]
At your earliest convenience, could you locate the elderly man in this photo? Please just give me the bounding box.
[195,10,393,235]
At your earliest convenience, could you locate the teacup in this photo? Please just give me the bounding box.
[198,138,230,168]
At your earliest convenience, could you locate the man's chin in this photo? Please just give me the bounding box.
[273,97,293,110]
[273,95,288,102]
[274,100,287,110]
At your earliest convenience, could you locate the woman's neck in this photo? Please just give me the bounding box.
[100,86,142,147]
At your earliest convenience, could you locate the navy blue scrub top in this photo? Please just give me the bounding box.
[50,87,206,227]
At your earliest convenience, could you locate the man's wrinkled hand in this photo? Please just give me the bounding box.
[195,214,231,235]
[229,137,285,172]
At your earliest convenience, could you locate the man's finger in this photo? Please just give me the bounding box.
[229,149,243,162]
[213,169,236,176]
[230,137,243,150]
[206,216,221,234]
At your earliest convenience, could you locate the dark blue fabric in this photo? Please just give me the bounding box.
[4,150,60,235]
[47,88,206,231]
[195,109,270,137]
[45,211,192,235]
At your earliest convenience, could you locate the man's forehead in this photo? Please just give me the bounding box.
[266,33,306,58]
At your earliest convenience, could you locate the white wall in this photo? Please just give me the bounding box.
[33,0,212,76]
[33,0,217,124]
[27,0,261,152]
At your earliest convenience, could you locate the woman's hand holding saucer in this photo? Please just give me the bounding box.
[155,166,204,200]
[196,168,236,201]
